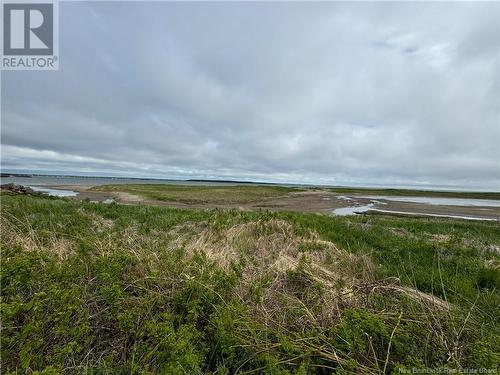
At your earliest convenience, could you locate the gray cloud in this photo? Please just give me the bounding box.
[2,1,499,189]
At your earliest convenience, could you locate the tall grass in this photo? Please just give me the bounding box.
[1,193,499,373]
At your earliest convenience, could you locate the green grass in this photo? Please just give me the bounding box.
[328,187,500,200]
[1,193,499,374]
[91,184,300,204]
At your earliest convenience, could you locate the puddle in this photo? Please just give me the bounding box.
[332,203,375,216]
[359,195,500,207]
[28,186,78,197]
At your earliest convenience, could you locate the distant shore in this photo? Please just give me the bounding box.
[1,172,499,196]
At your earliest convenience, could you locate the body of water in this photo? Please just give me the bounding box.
[1,175,223,187]
[28,186,79,197]
[332,203,375,216]
[359,195,500,207]
[332,195,499,221]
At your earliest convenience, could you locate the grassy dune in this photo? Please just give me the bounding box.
[91,184,299,204]
[1,193,499,373]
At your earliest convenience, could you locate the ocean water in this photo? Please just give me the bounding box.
[0,175,239,187]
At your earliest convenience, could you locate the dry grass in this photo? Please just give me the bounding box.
[180,219,355,278]
[170,218,451,332]
[77,208,114,232]
[1,209,451,317]
[1,214,75,261]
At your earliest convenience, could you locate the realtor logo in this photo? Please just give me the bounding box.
[1,0,58,70]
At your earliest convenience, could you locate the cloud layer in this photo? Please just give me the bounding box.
[2,2,499,189]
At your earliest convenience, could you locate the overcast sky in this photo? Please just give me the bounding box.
[1,1,499,189]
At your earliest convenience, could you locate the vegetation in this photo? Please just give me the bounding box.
[90,184,299,204]
[1,192,499,374]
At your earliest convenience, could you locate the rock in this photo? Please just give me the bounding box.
[1,183,41,195]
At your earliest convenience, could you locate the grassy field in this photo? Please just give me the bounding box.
[1,193,499,373]
[90,184,500,205]
[91,184,299,204]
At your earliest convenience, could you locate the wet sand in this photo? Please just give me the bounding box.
[335,195,499,221]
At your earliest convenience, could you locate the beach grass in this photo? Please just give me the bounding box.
[1,192,499,373]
